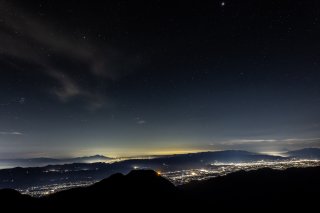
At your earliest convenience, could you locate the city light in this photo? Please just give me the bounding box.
[17,159,320,197]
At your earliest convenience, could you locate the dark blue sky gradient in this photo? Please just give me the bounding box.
[0,0,320,157]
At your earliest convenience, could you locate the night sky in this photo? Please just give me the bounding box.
[1,0,320,158]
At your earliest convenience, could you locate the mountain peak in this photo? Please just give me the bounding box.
[1,167,320,210]
[127,169,159,177]
[92,154,106,157]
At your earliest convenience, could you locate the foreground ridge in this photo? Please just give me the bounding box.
[0,167,319,210]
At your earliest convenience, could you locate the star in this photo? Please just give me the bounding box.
[221,2,225,7]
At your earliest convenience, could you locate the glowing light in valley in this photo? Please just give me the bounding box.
[17,159,320,197]
[161,159,320,185]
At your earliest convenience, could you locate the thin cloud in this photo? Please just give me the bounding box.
[211,137,320,152]
[0,1,139,110]
[135,117,147,125]
[47,69,108,110]
[223,138,320,145]
[225,139,277,144]
[0,131,23,135]
[137,120,146,125]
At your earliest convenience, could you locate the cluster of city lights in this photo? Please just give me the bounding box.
[18,180,96,197]
[18,159,320,197]
[162,159,320,185]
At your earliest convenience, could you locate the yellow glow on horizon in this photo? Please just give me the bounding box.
[64,137,222,158]
[142,149,217,156]
[71,147,217,158]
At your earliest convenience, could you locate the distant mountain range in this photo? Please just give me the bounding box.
[1,167,319,210]
[2,148,320,170]
[0,155,111,169]
[286,148,320,159]
[0,148,319,190]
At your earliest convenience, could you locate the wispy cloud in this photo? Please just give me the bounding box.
[0,1,139,110]
[225,139,277,144]
[48,70,107,110]
[0,131,23,135]
[137,120,146,125]
[223,138,320,145]
[135,117,147,125]
[210,137,320,152]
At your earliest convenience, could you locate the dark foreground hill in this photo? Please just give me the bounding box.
[0,150,285,189]
[1,167,319,211]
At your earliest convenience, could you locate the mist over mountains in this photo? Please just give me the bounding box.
[1,148,320,170]
[0,149,319,190]
[0,155,111,169]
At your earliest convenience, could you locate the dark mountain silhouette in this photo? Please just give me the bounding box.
[0,150,283,169]
[0,155,111,169]
[0,150,285,189]
[70,154,111,162]
[155,150,284,168]
[43,170,178,209]
[0,188,37,209]
[110,150,285,173]
[180,166,320,210]
[1,167,319,211]
[286,148,320,159]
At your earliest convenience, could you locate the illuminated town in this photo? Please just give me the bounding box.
[17,159,320,197]
[18,180,96,197]
[163,159,320,185]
